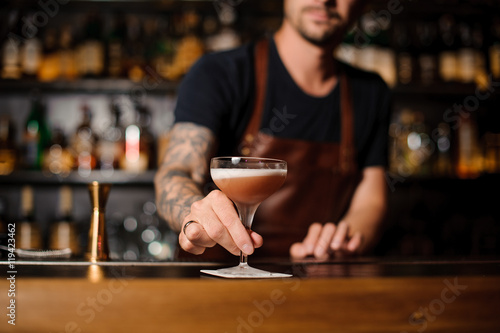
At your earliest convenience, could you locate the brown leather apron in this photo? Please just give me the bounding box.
[178,39,361,261]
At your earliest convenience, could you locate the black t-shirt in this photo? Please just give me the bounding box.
[174,38,391,168]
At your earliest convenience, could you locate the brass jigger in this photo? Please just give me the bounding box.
[86,181,111,262]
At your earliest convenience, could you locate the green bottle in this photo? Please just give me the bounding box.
[23,97,51,170]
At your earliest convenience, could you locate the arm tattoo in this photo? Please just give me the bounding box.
[154,123,216,232]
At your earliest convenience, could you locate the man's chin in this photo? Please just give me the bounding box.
[299,31,338,47]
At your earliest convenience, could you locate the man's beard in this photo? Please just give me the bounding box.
[297,25,338,46]
[294,9,343,47]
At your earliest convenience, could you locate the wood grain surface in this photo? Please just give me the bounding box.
[1,274,499,333]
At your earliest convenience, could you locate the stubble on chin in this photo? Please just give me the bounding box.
[291,6,345,46]
[296,19,343,47]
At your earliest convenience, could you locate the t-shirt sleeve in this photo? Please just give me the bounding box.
[174,53,236,134]
[359,79,392,168]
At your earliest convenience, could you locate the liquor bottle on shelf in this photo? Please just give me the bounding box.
[393,22,415,85]
[149,16,175,80]
[0,197,6,235]
[58,24,78,81]
[70,103,97,177]
[76,13,104,78]
[15,186,42,250]
[42,127,74,177]
[204,2,241,53]
[49,186,80,255]
[483,133,500,174]
[1,11,22,80]
[438,14,458,82]
[1,35,21,79]
[415,20,438,85]
[106,13,126,78]
[433,122,453,177]
[455,114,483,179]
[22,96,51,170]
[471,22,488,86]
[0,114,17,175]
[120,102,155,172]
[164,9,205,81]
[389,109,433,177]
[96,100,125,175]
[20,14,42,79]
[124,15,146,82]
[489,16,500,80]
[456,21,477,84]
[38,27,60,82]
[136,102,156,169]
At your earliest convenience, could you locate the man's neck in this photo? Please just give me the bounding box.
[274,22,339,97]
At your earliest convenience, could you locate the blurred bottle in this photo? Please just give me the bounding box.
[42,127,74,177]
[106,13,126,78]
[1,11,22,79]
[415,20,438,85]
[204,2,241,53]
[22,96,51,170]
[455,114,483,179]
[15,186,42,249]
[348,12,396,87]
[20,14,42,79]
[137,102,156,169]
[124,15,145,82]
[150,16,175,80]
[120,102,155,172]
[143,17,160,74]
[393,22,415,85]
[433,122,453,177]
[389,110,433,177]
[456,21,482,84]
[438,14,458,82]
[489,16,500,79]
[164,9,204,81]
[38,27,60,82]
[49,186,80,255]
[483,133,500,174]
[0,197,6,234]
[0,114,17,175]
[76,13,104,78]
[58,24,78,81]
[70,103,97,177]
[1,36,21,79]
[97,101,125,175]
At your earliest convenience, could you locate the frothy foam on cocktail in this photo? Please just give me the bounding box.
[211,168,286,179]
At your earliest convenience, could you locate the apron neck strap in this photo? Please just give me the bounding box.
[241,38,269,155]
[241,38,356,172]
[339,66,355,172]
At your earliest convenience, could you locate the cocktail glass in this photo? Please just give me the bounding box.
[201,157,292,278]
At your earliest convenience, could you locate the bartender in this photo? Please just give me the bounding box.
[155,0,390,260]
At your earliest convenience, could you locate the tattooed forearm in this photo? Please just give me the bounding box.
[154,123,216,232]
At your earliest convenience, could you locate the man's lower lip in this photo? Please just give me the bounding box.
[305,10,333,21]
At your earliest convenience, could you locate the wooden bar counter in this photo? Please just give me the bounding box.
[1,257,500,332]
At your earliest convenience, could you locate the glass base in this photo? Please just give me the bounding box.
[201,263,292,279]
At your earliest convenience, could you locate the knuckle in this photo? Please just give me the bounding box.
[207,224,226,241]
[190,199,204,212]
[208,189,224,201]
[184,224,203,241]
[179,236,194,251]
[221,216,239,229]
[324,222,336,231]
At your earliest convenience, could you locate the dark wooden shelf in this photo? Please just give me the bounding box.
[0,169,156,186]
[2,78,495,98]
[0,78,178,95]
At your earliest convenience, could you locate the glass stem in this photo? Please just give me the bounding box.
[235,203,259,266]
